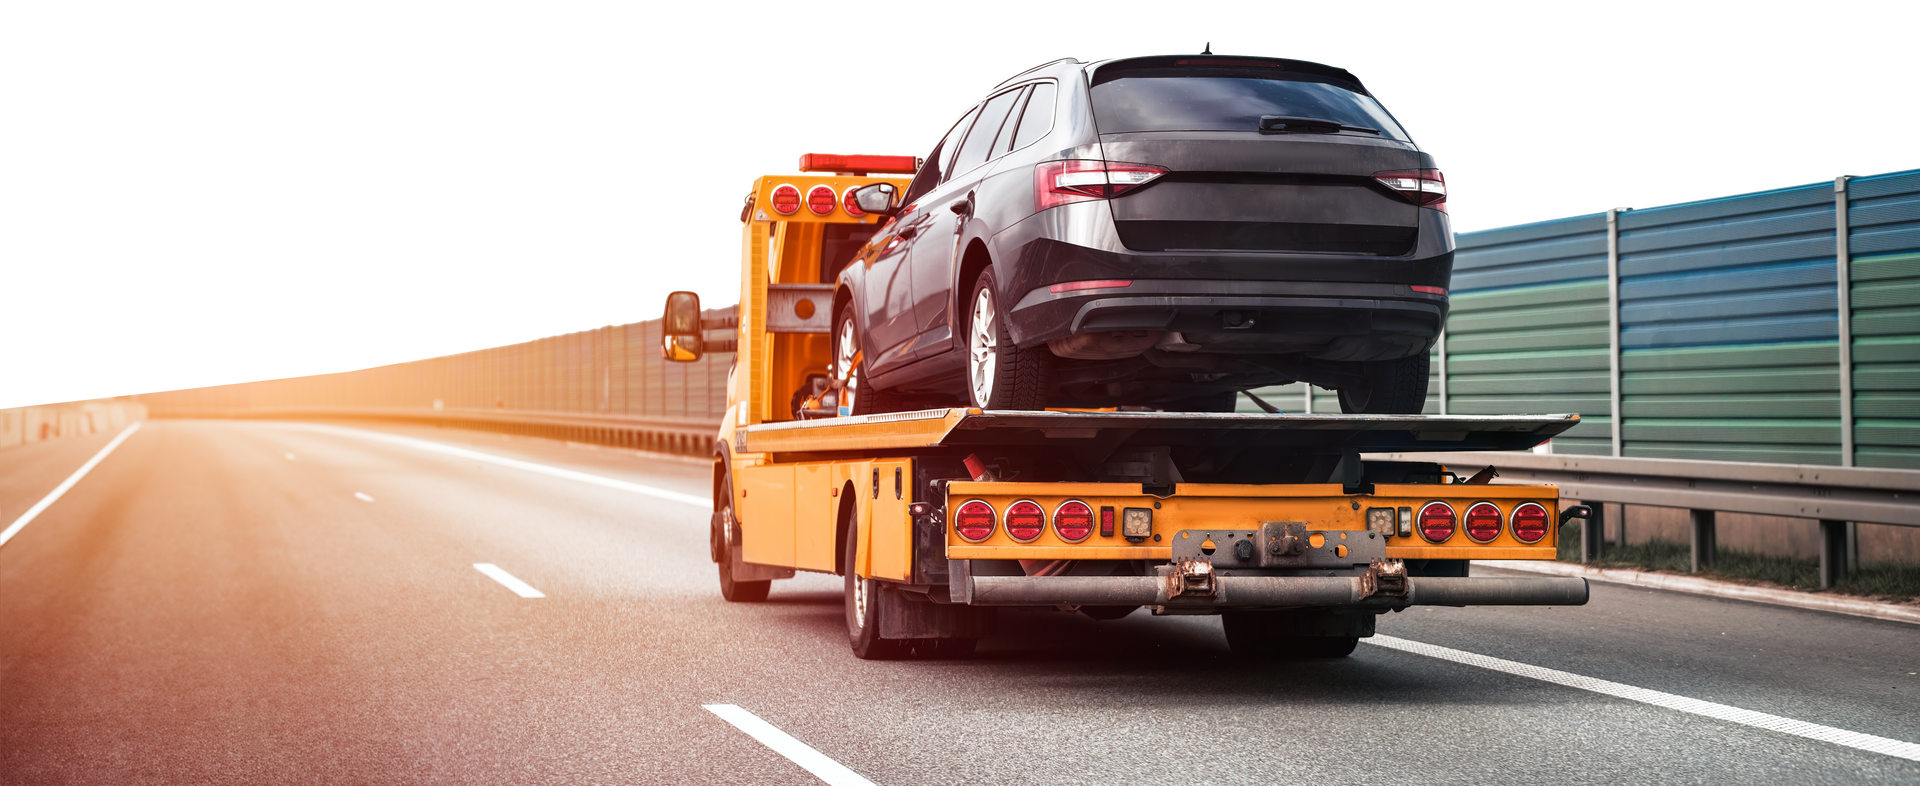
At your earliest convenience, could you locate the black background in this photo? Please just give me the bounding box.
[11,26,1904,403]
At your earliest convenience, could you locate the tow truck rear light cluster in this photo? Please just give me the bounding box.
[1374,168,1446,212]
[954,499,996,542]
[1418,501,1457,543]
[1054,501,1094,542]
[769,184,802,215]
[1005,500,1045,542]
[951,498,1104,542]
[1035,160,1169,211]
[1511,502,1550,543]
[806,185,837,216]
[1464,502,1503,542]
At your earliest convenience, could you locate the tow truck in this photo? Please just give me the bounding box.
[661,154,1590,659]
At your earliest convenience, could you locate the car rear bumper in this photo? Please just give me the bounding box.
[1005,279,1446,359]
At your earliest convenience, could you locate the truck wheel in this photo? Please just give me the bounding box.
[1338,353,1430,415]
[716,475,770,603]
[966,268,1049,410]
[1222,611,1359,659]
[844,522,907,659]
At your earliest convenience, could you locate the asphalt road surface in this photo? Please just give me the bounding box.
[3,419,1916,785]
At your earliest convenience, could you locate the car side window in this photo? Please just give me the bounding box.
[948,88,1023,180]
[989,86,1032,158]
[1009,82,1057,151]
[902,106,978,208]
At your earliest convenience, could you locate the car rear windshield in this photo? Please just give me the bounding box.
[1090,73,1410,141]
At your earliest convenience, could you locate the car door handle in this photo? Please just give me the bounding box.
[899,225,920,239]
[950,198,972,216]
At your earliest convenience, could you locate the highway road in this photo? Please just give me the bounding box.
[2,419,1916,784]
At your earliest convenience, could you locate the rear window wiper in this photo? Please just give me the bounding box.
[1259,115,1378,135]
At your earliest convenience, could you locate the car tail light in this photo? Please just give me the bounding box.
[1374,169,1446,211]
[769,184,802,215]
[954,499,996,542]
[1005,500,1045,542]
[1034,160,1169,211]
[1412,285,1447,295]
[841,187,866,217]
[1418,501,1456,543]
[1054,500,1094,542]
[1511,502,1550,543]
[806,185,837,216]
[1464,502,1503,542]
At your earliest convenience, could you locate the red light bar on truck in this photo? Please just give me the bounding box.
[798,154,920,175]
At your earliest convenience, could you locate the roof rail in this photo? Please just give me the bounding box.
[993,57,1080,89]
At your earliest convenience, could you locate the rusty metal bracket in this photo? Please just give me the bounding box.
[1167,557,1216,598]
[1361,558,1408,599]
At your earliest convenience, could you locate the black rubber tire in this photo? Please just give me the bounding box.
[835,302,905,415]
[965,269,1049,410]
[844,522,907,659]
[1338,353,1430,414]
[1222,611,1359,659]
[716,474,770,603]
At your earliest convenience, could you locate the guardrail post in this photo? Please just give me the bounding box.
[1606,208,1624,458]
[1612,502,1627,550]
[1819,519,1850,588]
[1689,509,1716,573]
[1835,176,1855,467]
[1580,500,1606,563]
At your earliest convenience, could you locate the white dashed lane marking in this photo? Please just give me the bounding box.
[1367,634,1920,762]
[0,423,143,551]
[473,563,545,598]
[704,704,877,786]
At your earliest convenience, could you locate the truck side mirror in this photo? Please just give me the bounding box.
[851,183,898,216]
[662,290,703,362]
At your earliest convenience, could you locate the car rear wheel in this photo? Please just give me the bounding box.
[1338,353,1430,414]
[967,269,1049,410]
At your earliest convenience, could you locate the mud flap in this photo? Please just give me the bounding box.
[879,587,995,639]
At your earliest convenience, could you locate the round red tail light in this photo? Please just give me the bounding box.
[1464,502,1503,542]
[954,499,996,542]
[806,185,837,216]
[841,187,866,217]
[1418,502,1457,543]
[1005,500,1045,542]
[1511,502,1550,543]
[1054,500,1094,542]
[769,184,801,215]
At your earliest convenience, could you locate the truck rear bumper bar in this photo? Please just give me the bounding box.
[961,575,1589,609]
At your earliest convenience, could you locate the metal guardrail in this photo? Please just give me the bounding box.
[149,406,721,459]
[1376,450,1920,588]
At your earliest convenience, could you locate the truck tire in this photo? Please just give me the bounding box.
[844,522,908,659]
[966,268,1049,411]
[1222,610,1361,659]
[1338,353,1430,415]
[835,302,905,415]
[716,474,770,603]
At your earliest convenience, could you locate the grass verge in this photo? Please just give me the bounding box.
[1553,522,1920,603]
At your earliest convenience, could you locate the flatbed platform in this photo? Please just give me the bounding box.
[735,408,1578,455]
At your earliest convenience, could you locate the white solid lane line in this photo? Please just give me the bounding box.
[276,423,708,507]
[353,492,375,502]
[473,563,546,598]
[0,422,143,551]
[1368,634,1920,762]
[703,704,877,786]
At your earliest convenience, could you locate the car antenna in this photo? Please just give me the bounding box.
[1201,42,1211,54]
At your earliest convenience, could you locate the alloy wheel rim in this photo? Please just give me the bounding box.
[969,288,997,406]
[836,318,857,381]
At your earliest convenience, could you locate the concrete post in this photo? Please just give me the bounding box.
[1820,519,1850,588]
[1689,509,1717,573]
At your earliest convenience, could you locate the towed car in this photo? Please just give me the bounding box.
[834,54,1451,414]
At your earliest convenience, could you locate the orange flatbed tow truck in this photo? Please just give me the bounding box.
[661,154,1590,659]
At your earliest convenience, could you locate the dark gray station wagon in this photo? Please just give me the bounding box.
[834,54,1452,415]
